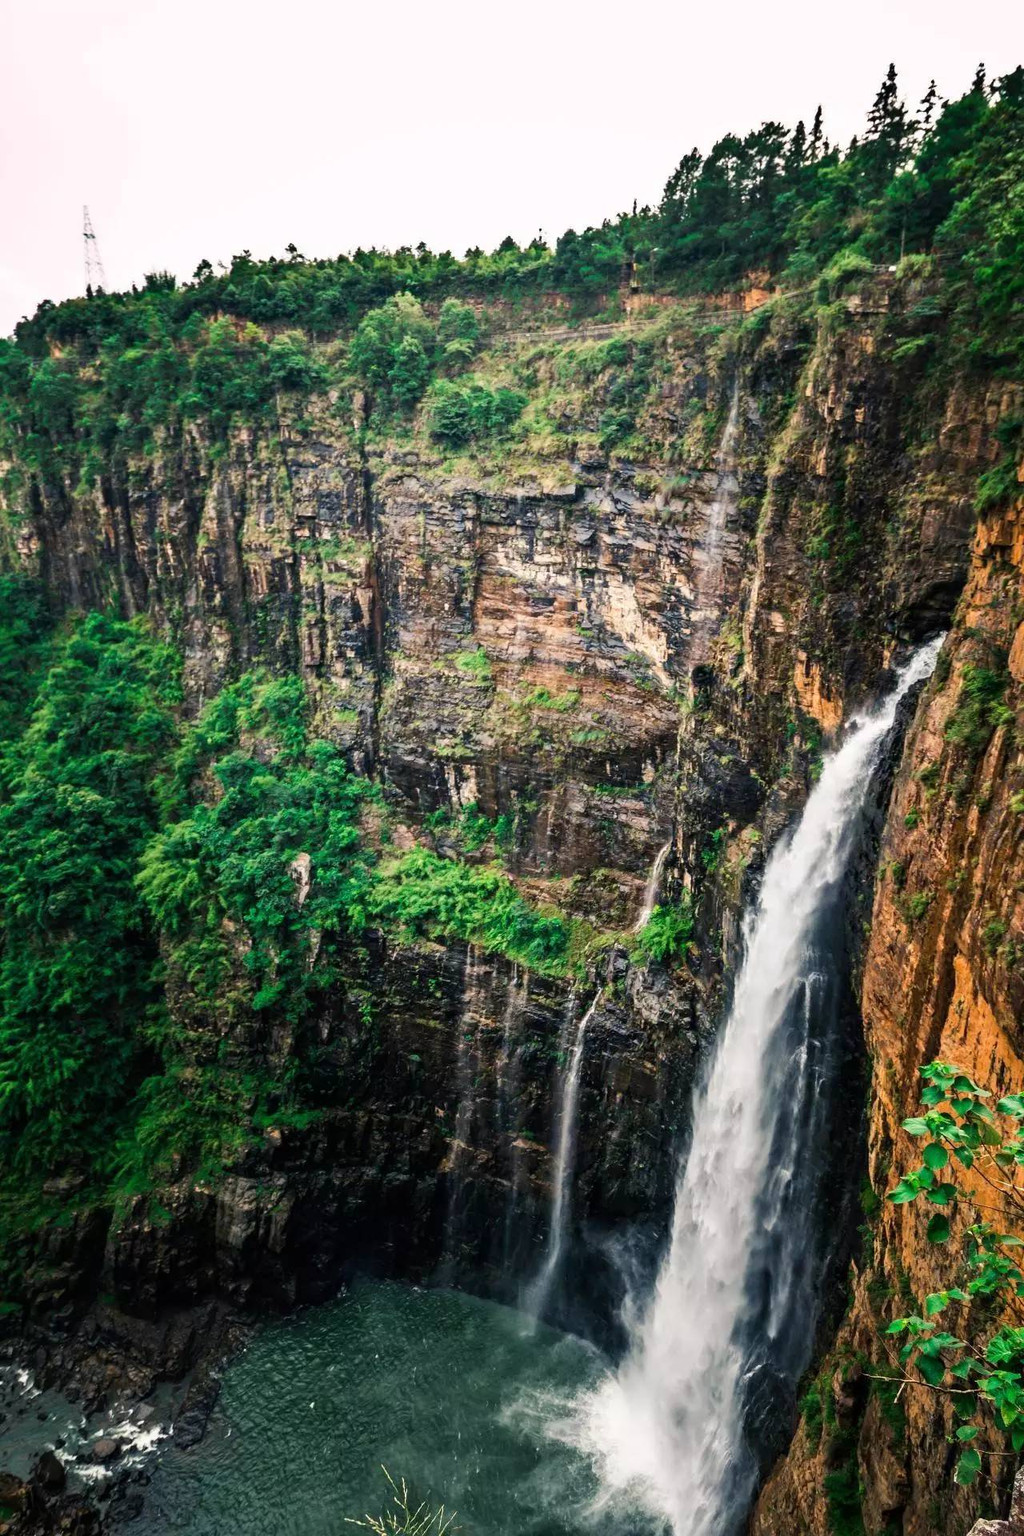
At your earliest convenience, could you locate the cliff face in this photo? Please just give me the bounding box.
[3,274,1021,1527]
[752,405,1024,1535]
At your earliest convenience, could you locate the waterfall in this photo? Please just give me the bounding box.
[497,965,531,1269]
[568,637,943,1536]
[690,378,741,667]
[634,840,673,933]
[524,989,602,1322]
[704,376,741,573]
[439,946,484,1282]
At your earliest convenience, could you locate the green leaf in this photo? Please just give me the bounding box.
[902,1117,930,1135]
[925,1292,948,1317]
[956,1425,979,1441]
[923,1142,949,1170]
[927,1214,951,1244]
[919,1353,947,1386]
[955,1447,982,1486]
[926,1182,958,1206]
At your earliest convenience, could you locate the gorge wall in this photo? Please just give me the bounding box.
[2,266,1022,1533]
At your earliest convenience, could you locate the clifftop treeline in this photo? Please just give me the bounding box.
[3,63,1023,360]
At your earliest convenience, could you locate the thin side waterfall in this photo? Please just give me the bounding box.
[703,376,741,575]
[524,989,602,1321]
[567,637,943,1536]
[439,946,483,1282]
[497,965,531,1268]
[634,840,673,933]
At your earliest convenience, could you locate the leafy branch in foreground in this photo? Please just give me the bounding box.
[885,1060,1024,1487]
[345,1467,459,1535]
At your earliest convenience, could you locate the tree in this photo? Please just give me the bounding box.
[436,299,481,370]
[920,79,939,133]
[884,1062,1024,1490]
[863,63,914,192]
[348,293,435,409]
[810,105,824,160]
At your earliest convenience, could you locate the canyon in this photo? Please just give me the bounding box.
[1,248,1022,1536]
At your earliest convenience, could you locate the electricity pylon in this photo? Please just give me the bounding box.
[83,206,107,294]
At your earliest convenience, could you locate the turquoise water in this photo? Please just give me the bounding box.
[145,1280,637,1536]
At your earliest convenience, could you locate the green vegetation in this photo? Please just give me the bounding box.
[885,1062,1024,1487]
[944,663,1015,753]
[0,599,604,1267]
[976,418,1024,511]
[632,898,694,966]
[426,378,526,446]
[1,62,1021,496]
[349,293,436,409]
[367,848,570,976]
[453,647,493,683]
[0,612,179,1172]
[346,1468,458,1535]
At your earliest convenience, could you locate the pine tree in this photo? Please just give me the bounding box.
[810,105,824,160]
[864,63,912,190]
[785,120,808,173]
[920,79,939,133]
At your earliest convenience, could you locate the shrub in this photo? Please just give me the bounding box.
[633,898,694,965]
[366,847,570,974]
[426,378,526,446]
[817,247,874,301]
[0,613,180,1171]
[349,293,435,408]
[437,299,481,370]
[886,1061,1024,1486]
[945,664,1015,753]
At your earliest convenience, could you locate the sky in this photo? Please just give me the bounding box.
[1,0,1021,336]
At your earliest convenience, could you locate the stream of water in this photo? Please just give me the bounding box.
[565,637,943,1536]
[524,989,602,1324]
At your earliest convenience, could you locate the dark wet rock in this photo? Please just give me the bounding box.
[29,1453,65,1494]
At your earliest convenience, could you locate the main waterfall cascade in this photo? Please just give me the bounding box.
[561,637,945,1536]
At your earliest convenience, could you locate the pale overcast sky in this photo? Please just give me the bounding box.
[1,0,1020,335]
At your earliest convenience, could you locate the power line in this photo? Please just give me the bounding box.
[83,205,107,294]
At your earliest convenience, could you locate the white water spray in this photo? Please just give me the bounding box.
[570,637,943,1535]
[634,841,673,933]
[525,989,602,1321]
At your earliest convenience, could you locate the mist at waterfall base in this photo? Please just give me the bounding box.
[560,637,943,1536]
